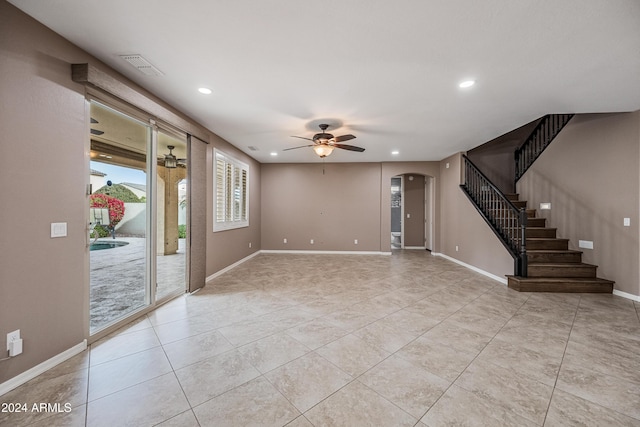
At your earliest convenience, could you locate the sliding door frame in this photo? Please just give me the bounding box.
[86,91,193,343]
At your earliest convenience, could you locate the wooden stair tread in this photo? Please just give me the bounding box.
[528,262,596,268]
[527,237,568,241]
[527,249,582,254]
[507,276,613,283]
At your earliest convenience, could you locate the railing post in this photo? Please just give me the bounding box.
[519,207,528,277]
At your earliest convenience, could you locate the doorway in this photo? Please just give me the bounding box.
[390,174,433,251]
[88,100,188,334]
[391,176,402,248]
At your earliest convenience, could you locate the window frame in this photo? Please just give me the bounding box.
[213,149,249,231]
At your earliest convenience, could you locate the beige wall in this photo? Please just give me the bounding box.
[261,163,382,251]
[0,1,260,384]
[1,0,89,384]
[206,134,261,275]
[517,113,640,297]
[439,153,514,278]
[261,162,441,252]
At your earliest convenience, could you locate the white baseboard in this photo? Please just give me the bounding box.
[260,250,392,256]
[613,289,640,302]
[206,250,261,283]
[0,340,87,396]
[434,253,508,285]
[403,246,426,250]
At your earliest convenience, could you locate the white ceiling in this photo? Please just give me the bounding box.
[10,0,640,163]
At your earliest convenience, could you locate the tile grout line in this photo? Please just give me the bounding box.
[414,290,533,423]
[84,341,92,427]
[541,294,581,426]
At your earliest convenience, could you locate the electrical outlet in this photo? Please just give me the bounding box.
[455,245,459,252]
[310,239,314,244]
[248,242,252,248]
[354,239,358,245]
[7,330,20,351]
[283,238,287,244]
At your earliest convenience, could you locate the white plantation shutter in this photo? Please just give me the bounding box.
[214,149,249,231]
[241,169,247,221]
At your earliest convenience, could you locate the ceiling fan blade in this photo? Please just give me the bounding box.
[334,143,365,152]
[283,145,313,151]
[334,134,356,142]
[91,129,104,136]
[290,136,315,142]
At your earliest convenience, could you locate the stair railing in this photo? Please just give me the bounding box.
[515,114,574,182]
[461,155,528,276]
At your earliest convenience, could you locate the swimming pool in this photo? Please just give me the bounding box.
[90,241,130,251]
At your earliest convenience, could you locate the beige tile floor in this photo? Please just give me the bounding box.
[2,251,640,426]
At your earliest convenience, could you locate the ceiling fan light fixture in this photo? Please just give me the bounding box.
[313,144,335,158]
[164,145,177,168]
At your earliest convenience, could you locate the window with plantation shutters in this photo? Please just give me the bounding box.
[214,149,249,231]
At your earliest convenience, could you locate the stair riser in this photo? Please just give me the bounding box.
[528,266,597,278]
[526,228,556,238]
[526,239,568,250]
[527,252,582,263]
[507,279,613,293]
[526,209,536,218]
[512,201,527,208]
[526,218,546,227]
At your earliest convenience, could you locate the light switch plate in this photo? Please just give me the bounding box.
[51,222,67,238]
[624,218,631,226]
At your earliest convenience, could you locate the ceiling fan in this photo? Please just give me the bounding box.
[285,124,365,158]
[162,145,186,168]
[90,117,104,136]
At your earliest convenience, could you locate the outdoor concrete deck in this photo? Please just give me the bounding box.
[90,237,185,331]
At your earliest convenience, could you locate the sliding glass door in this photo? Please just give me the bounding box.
[156,129,188,301]
[88,100,187,334]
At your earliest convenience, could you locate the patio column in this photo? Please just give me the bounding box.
[158,165,186,255]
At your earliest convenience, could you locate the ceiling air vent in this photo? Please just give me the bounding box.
[248,146,259,151]
[119,54,164,76]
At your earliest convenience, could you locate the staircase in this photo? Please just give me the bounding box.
[504,193,614,293]
[461,113,615,293]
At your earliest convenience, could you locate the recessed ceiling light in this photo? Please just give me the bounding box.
[459,80,475,88]
[391,151,399,155]
[198,87,212,95]
[270,152,278,156]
